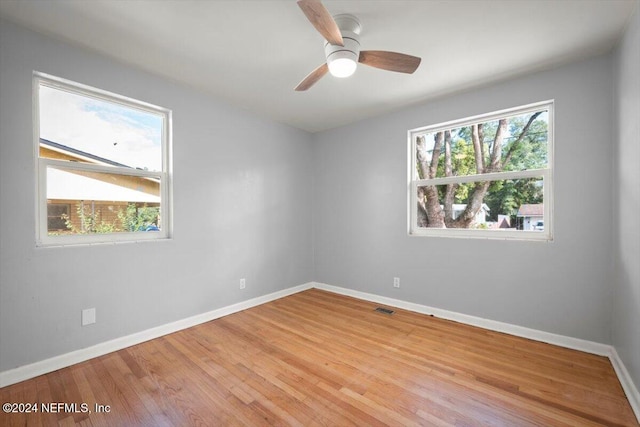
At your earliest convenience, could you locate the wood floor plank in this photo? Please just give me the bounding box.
[255,296,608,426]
[1,288,637,426]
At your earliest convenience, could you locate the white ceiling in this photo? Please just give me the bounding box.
[0,0,637,132]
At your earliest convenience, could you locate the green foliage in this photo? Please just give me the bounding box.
[436,133,477,203]
[63,202,116,234]
[484,178,543,222]
[117,203,160,232]
[63,202,159,234]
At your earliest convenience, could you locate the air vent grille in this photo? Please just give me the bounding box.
[374,307,395,315]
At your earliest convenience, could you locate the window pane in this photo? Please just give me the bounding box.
[415,110,548,179]
[46,166,161,235]
[416,177,544,231]
[39,84,163,172]
[47,203,69,231]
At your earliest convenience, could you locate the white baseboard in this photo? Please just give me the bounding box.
[0,282,314,388]
[312,282,639,423]
[313,282,611,355]
[609,347,640,422]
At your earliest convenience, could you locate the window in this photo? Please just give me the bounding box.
[408,101,553,240]
[34,72,172,246]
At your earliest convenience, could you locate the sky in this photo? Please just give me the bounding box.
[39,84,164,172]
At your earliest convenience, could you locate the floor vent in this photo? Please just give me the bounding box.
[374,307,395,315]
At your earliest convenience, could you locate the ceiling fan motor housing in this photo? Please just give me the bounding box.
[324,14,362,78]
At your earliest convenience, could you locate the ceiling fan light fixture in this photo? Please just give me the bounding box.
[324,27,361,79]
[327,52,358,78]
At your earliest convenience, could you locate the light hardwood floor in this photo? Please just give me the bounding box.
[1,289,638,426]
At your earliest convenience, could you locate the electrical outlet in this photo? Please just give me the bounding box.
[240,278,246,289]
[82,308,96,326]
[393,277,400,288]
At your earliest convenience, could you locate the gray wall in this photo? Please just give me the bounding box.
[313,54,615,343]
[0,20,314,372]
[613,5,640,389]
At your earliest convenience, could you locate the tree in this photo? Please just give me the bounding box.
[62,201,116,234]
[417,111,545,228]
[117,203,160,232]
[62,202,159,234]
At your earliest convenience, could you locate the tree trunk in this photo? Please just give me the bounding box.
[488,119,507,172]
[416,186,429,227]
[443,130,458,226]
[416,134,445,227]
[471,124,485,174]
[503,112,542,166]
[449,181,490,228]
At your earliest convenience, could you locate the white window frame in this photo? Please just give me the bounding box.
[407,100,554,241]
[34,72,173,247]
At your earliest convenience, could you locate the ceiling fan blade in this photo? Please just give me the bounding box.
[297,0,344,46]
[295,63,329,91]
[359,50,422,74]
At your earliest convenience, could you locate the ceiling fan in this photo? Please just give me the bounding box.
[295,0,422,91]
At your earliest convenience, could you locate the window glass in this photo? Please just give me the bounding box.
[45,165,161,235]
[47,203,70,232]
[39,85,163,172]
[415,177,544,230]
[416,111,548,179]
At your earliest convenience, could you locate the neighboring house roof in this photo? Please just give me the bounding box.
[496,215,511,228]
[517,203,543,217]
[41,138,159,204]
[47,168,160,203]
[40,138,132,168]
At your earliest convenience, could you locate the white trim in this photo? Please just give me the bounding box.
[609,347,640,422]
[43,158,164,179]
[410,99,554,136]
[33,75,43,247]
[35,71,168,115]
[413,168,548,187]
[545,101,555,240]
[407,133,414,235]
[0,282,313,388]
[408,224,551,241]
